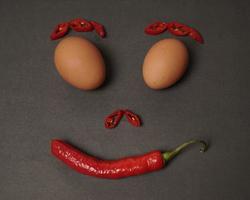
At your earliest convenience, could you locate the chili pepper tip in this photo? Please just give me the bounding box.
[163,140,208,162]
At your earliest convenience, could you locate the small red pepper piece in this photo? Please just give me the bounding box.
[167,22,190,36]
[50,22,70,40]
[90,21,106,38]
[188,27,204,44]
[51,139,208,179]
[168,21,204,44]
[124,110,141,127]
[144,21,168,35]
[105,110,124,129]
[69,18,94,32]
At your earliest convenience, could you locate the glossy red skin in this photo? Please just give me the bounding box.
[69,18,94,32]
[167,22,190,36]
[104,110,124,128]
[90,21,106,38]
[144,21,168,35]
[50,22,69,40]
[188,27,204,44]
[168,21,204,44]
[51,140,164,179]
[124,110,141,127]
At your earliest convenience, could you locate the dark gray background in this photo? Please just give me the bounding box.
[0,0,249,199]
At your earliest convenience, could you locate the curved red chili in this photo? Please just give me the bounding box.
[50,22,70,40]
[167,22,190,36]
[69,18,94,32]
[104,110,124,128]
[144,21,168,35]
[90,21,106,38]
[124,110,141,127]
[51,139,207,179]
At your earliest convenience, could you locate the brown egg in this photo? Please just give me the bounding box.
[143,38,189,89]
[54,36,106,90]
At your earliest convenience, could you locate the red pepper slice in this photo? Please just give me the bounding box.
[69,18,94,32]
[144,21,168,35]
[89,21,106,38]
[188,27,204,44]
[50,22,70,40]
[105,110,124,129]
[167,22,190,36]
[124,110,141,127]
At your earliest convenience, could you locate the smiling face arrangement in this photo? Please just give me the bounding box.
[50,18,207,179]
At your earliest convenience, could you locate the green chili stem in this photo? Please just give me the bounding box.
[162,140,208,163]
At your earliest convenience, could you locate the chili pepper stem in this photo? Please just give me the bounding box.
[162,140,208,163]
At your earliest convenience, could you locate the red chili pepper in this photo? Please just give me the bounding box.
[90,21,106,38]
[124,110,141,127]
[188,27,204,44]
[167,22,190,36]
[51,139,207,179]
[104,110,124,129]
[50,22,70,40]
[144,21,168,35]
[69,18,94,32]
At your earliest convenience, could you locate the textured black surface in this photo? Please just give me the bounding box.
[0,0,250,199]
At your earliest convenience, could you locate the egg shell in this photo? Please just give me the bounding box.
[54,36,106,90]
[143,38,189,89]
